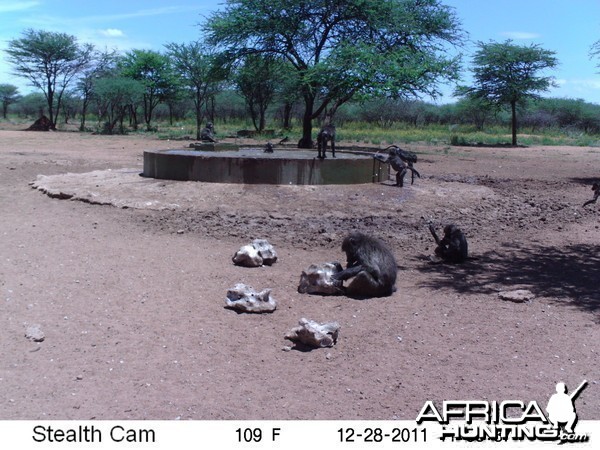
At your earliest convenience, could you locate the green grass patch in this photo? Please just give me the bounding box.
[4,114,600,147]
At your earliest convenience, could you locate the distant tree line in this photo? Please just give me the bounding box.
[2,1,600,144]
[2,0,466,142]
[5,87,600,136]
[305,96,600,135]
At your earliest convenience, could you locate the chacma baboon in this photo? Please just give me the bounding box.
[264,142,274,153]
[374,145,421,186]
[317,124,336,159]
[278,136,289,145]
[200,122,217,142]
[429,224,468,263]
[332,232,397,298]
[583,182,599,207]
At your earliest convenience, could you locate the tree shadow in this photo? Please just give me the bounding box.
[570,177,599,187]
[415,243,600,319]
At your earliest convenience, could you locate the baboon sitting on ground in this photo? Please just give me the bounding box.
[200,122,217,142]
[429,224,468,263]
[332,232,397,298]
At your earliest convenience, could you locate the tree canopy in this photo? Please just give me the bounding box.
[590,39,600,71]
[235,54,283,132]
[164,41,225,139]
[5,29,93,129]
[76,49,118,131]
[95,77,145,134]
[0,84,21,119]
[118,49,179,130]
[456,40,558,145]
[203,0,464,147]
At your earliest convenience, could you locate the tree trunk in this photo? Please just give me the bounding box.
[46,84,57,130]
[282,102,292,130]
[298,95,315,148]
[195,106,202,141]
[511,100,517,146]
[206,96,215,123]
[248,99,259,132]
[118,109,125,134]
[194,88,203,140]
[259,107,266,133]
[129,105,139,130]
[79,100,88,131]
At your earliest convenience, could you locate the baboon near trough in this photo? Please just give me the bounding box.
[317,124,336,159]
[583,182,599,207]
[429,224,468,263]
[332,232,397,298]
[264,142,274,153]
[374,145,421,187]
[200,122,217,142]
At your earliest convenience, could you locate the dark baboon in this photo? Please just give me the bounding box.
[264,142,274,153]
[583,182,599,207]
[317,124,336,159]
[429,224,468,263]
[200,122,217,142]
[374,145,420,186]
[332,232,397,298]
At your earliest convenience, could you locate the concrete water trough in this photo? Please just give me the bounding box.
[143,147,385,185]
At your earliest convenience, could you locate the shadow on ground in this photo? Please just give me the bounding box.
[570,177,599,186]
[416,243,600,318]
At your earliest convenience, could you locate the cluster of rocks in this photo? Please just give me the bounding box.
[232,239,278,267]
[228,238,340,349]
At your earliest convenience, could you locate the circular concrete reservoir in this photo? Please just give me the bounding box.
[143,148,384,185]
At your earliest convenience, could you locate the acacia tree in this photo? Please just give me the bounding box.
[0,84,21,118]
[590,39,600,70]
[76,49,118,131]
[164,41,225,139]
[204,0,464,148]
[453,97,493,131]
[5,29,93,129]
[276,64,302,130]
[95,77,145,134]
[457,40,558,145]
[119,50,179,131]
[235,54,283,132]
[15,92,46,117]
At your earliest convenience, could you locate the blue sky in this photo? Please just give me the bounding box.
[1,0,600,104]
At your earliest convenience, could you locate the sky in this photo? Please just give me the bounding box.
[1,0,600,104]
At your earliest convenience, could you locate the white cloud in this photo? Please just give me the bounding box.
[21,5,205,27]
[545,78,600,103]
[0,1,39,13]
[568,78,600,90]
[100,6,205,21]
[15,5,204,52]
[99,28,125,38]
[500,31,541,40]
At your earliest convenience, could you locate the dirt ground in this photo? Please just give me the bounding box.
[0,126,598,421]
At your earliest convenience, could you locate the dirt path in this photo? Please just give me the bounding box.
[1,129,598,420]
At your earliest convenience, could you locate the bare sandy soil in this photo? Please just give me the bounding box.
[0,126,598,421]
